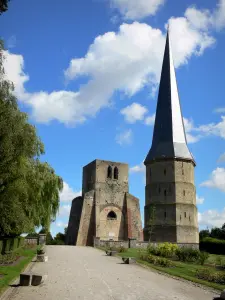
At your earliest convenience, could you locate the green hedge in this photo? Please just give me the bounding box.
[0,236,25,255]
[200,237,225,255]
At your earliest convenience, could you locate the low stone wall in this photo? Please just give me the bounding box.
[93,237,199,250]
[25,237,38,245]
[94,238,129,249]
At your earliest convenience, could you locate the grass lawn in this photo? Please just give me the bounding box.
[0,246,37,296]
[115,248,225,291]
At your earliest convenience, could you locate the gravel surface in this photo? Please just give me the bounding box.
[4,246,220,300]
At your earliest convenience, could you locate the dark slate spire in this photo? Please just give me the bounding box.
[144,29,195,165]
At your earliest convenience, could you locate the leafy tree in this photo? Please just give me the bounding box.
[0,41,63,236]
[199,229,210,240]
[0,0,10,15]
[147,205,156,242]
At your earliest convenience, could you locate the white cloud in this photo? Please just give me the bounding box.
[198,208,225,228]
[120,103,148,123]
[56,221,68,228]
[145,114,155,126]
[218,153,225,163]
[214,0,225,29]
[214,107,225,113]
[4,2,221,126]
[183,117,202,143]
[110,0,165,20]
[7,35,17,49]
[130,162,145,173]
[194,116,225,139]
[201,167,225,193]
[115,129,133,145]
[60,182,81,203]
[58,205,71,217]
[196,194,204,205]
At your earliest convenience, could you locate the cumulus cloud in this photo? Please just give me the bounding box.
[4,1,224,126]
[130,162,145,173]
[109,0,165,20]
[120,103,148,123]
[60,182,81,203]
[145,114,155,126]
[196,194,204,205]
[201,168,225,193]
[198,208,225,228]
[194,116,225,139]
[115,129,133,145]
[58,205,71,217]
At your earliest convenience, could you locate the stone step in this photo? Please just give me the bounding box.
[122,257,136,264]
[20,273,47,286]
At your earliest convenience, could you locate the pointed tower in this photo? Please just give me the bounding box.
[143,30,199,246]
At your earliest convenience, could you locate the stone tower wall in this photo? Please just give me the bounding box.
[67,159,143,245]
[144,159,199,244]
[66,196,83,245]
[76,190,95,246]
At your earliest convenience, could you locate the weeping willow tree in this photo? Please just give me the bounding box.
[0,41,63,236]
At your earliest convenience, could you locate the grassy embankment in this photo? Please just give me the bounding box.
[104,247,225,291]
[0,246,37,296]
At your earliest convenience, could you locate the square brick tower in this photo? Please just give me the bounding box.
[66,159,143,246]
[143,30,199,245]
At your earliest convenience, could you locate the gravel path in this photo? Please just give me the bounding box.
[4,246,220,300]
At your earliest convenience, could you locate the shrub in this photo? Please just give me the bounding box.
[140,253,174,267]
[175,248,200,262]
[198,251,209,265]
[200,237,225,255]
[157,243,178,258]
[0,240,3,255]
[196,268,225,284]
[118,246,126,253]
[156,257,174,267]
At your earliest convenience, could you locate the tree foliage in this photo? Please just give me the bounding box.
[0,41,63,236]
[0,0,10,15]
[199,224,225,241]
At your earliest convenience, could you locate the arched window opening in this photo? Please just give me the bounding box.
[164,169,166,176]
[184,212,187,218]
[107,211,117,220]
[183,190,185,196]
[182,169,184,175]
[114,166,119,180]
[164,212,167,218]
[107,166,112,179]
[180,215,182,221]
[164,190,167,196]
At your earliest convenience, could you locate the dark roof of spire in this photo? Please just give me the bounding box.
[144,30,195,165]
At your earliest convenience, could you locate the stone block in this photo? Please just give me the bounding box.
[31,274,47,286]
[122,257,136,264]
[36,254,48,262]
[109,250,117,256]
[20,273,32,286]
[220,290,225,299]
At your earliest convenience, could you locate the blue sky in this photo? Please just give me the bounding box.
[1,0,225,237]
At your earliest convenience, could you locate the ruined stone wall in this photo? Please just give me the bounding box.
[144,159,199,244]
[126,193,143,241]
[76,191,95,246]
[66,196,83,245]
